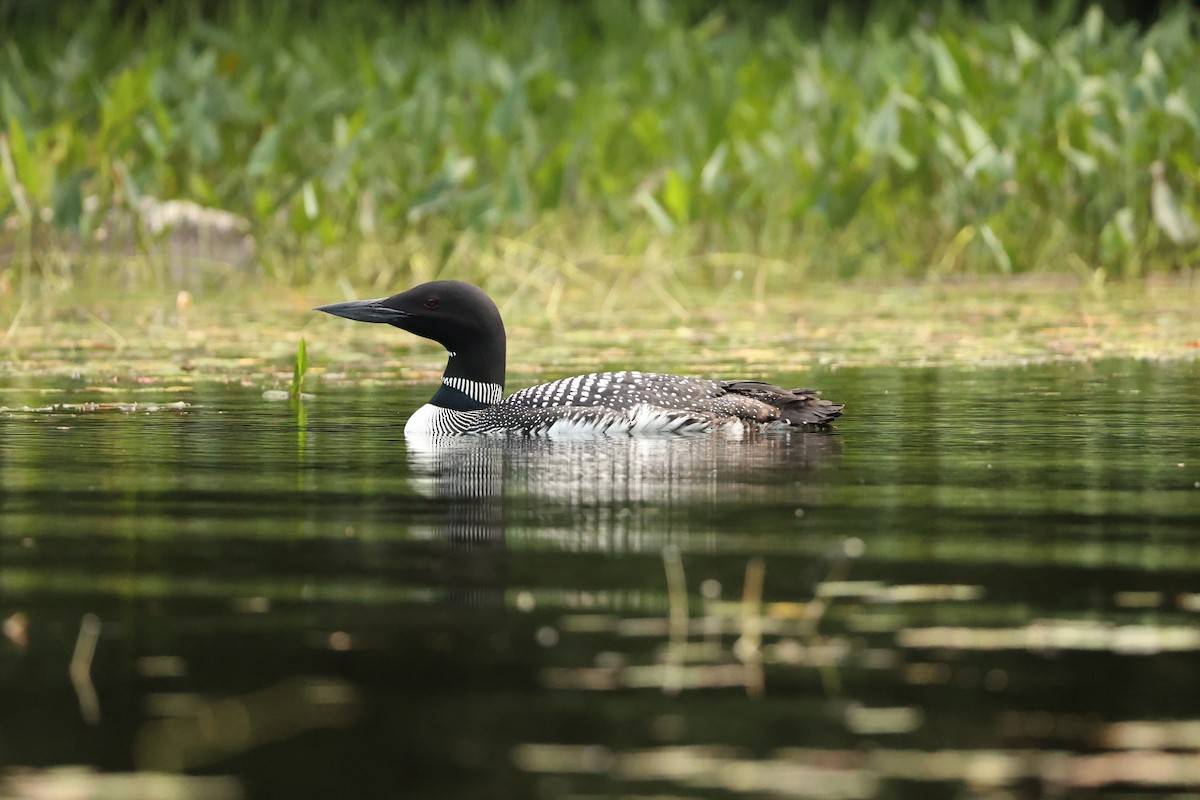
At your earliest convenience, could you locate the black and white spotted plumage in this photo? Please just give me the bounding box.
[316,282,844,438]
[466,371,841,436]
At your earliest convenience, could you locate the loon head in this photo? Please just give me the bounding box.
[316,280,506,387]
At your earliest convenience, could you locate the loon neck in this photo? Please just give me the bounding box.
[429,348,505,411]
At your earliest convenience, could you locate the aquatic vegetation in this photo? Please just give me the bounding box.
[1,0,1198,292]
[0,274,1197,390]
[290,336,308,399]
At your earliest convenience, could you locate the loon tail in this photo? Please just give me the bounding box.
[720,380,845,428]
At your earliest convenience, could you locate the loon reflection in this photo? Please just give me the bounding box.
[405,430,843,547]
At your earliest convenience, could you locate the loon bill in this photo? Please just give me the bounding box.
[315,280,844,437]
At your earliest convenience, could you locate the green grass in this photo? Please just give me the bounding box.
[1,0,1199,294]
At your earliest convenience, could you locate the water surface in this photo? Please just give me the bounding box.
[1,360,1199,798]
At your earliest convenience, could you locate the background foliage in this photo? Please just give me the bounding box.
[1,0,1198,288]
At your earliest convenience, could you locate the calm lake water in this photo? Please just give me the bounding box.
[1,360,1199,799]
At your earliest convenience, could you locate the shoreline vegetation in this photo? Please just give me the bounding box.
[1,0,1198,298]
[0,2,1198,377]
[1,274,1196,385]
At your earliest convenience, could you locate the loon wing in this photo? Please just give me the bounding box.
[488,372,842,434]
[473,401,716,436]
[715,380,844,427]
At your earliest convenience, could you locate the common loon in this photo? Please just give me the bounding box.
[315,281,844,437]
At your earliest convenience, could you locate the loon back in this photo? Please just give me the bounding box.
[315,281,844,437]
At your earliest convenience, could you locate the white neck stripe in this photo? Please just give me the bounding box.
[442,377,502,405]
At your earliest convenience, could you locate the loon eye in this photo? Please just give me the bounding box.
[424,298,439,310]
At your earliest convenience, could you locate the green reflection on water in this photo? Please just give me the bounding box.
[1,360,1198,798]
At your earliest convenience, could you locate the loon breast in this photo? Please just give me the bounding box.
[404,403,484,437]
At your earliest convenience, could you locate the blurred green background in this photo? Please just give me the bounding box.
[1,0,1198,294]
